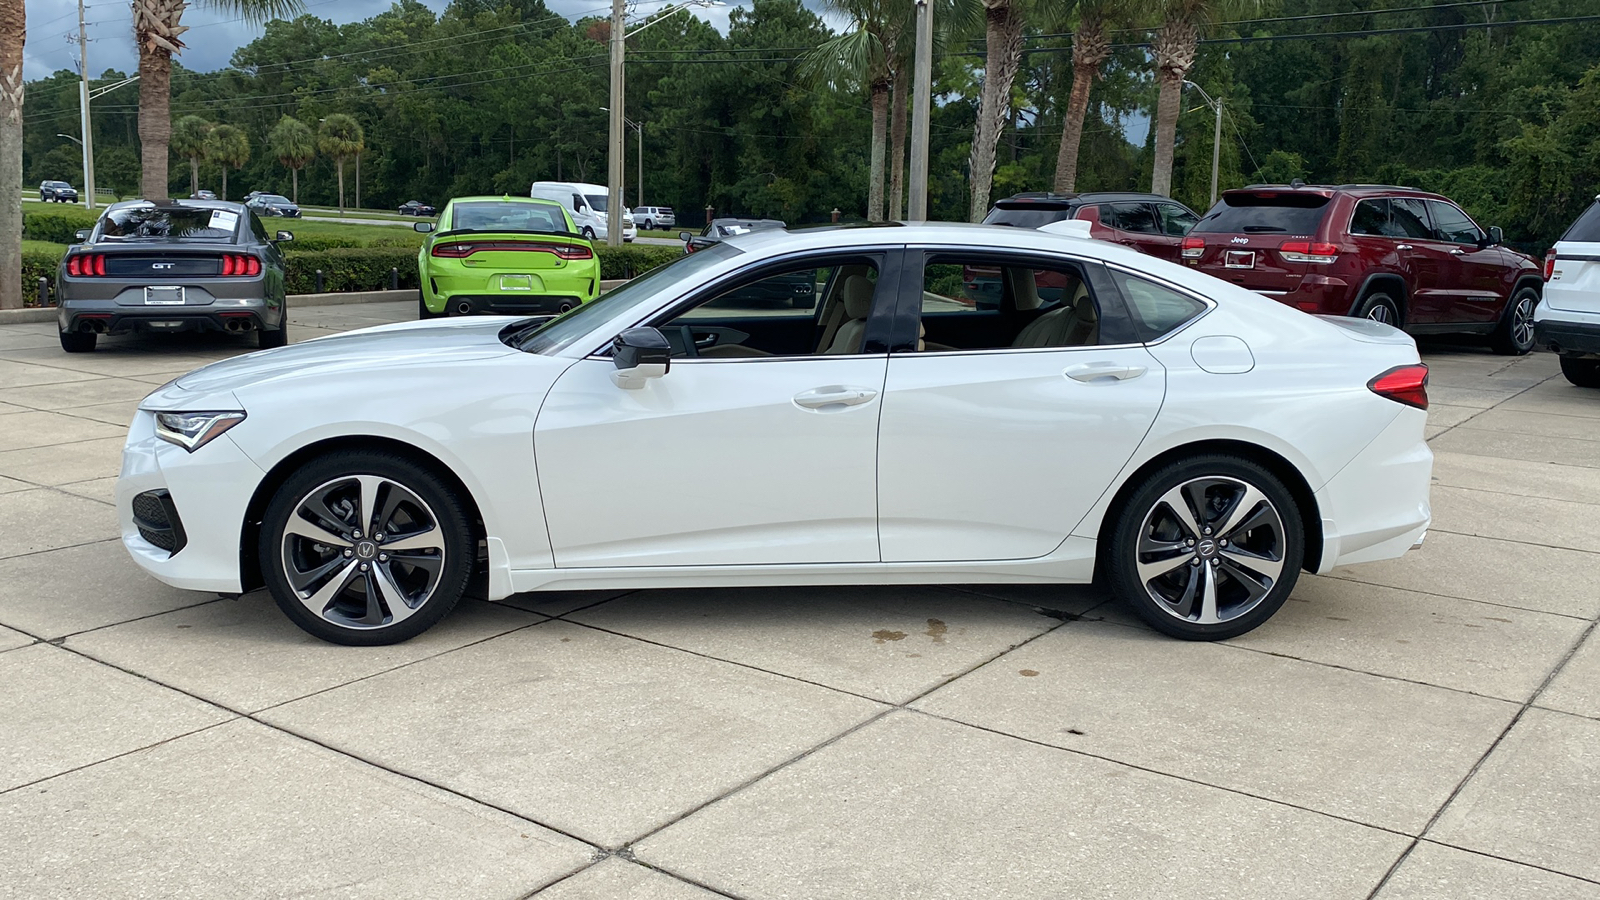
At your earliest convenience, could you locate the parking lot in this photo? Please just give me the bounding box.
[1,301,1597,898]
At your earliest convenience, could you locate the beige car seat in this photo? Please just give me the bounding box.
[1012,276,1098,348]
[820,274,876,354]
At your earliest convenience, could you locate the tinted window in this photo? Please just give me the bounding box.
[1193,193,1330,235]
[1389,198,1433,239]
[584,194,609,213]
[1106,203,1160,234]
[657,257,880,357]
[97,207,239,242]
[1562,200,1600,242]
[1426,201,1482,244]
[982,203,1075,228]
[916,255,1102,351]
[451,202,568,233]
[1108,269,1207,342]
[1158,204,1199,236]
[1350,199,1389,236]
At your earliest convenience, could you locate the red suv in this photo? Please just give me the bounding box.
[1182,184,1543,355]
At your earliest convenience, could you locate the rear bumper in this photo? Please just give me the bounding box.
[60,296,278,335]
[1313,406,1433,572]
[1534,313,1600,357]
[445,294,585,316]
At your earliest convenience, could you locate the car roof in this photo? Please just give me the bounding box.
[450,195,562,206]
[1229,183,1449,201]
[996,191,1181,206]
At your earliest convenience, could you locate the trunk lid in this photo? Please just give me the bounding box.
[1188,189,1333,296]
[1546,240,1600,314]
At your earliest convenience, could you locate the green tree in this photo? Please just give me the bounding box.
[97,146,142,199]
[133,0,303,198]
[268,116,315,203]
[1053,0,1136,193]
[804,0,907,221]
[205,123,249,200]
[317,114,364,213]
[171,114,211,197]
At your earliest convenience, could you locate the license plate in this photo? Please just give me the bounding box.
[144,285,185,305]
[498,274,533,291]
[1224,251,1256,269]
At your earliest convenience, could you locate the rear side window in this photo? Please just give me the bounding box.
[983,203,1074,228]
[1389,198,1433,239]
[1562,201,1600,242]
[1105,203,1161,234]
[1107,269,1208,342]
[1193,193,1330,236]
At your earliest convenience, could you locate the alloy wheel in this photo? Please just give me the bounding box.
[1365,303,1393,325]
[280,474,447,630]
[1511,295,1535,349]
[1134,476,1287,625]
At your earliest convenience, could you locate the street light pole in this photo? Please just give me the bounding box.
[77,0,96,210]
[606,0,626,246]
[907,0,933,221]
[1184,80,1223,206]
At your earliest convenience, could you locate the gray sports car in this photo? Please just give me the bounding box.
[57,200,293,352]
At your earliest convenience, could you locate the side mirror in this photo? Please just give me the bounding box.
[73,229,90,242]
[1485,226,1503,247]
[414,221,434,233]
[610,326,671,389]
[274,230,294,243]
[679,231,692,242]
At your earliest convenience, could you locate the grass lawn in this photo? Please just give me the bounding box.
[278,218,425,248]
[23,240,68,256]
[639,228,685,239]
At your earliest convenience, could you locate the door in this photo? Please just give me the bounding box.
[534,253,896,568]
[1426,199,1507,325]
[876,250,1166,562]
[1389,197,1452,324]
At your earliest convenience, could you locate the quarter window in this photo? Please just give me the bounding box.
[1108,269,1207,342]
[1350,199,1390,237]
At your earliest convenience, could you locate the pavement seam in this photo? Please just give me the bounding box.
[1424,368,1558,444]
[1432,480,1600,509]
[1361,614,1600,899]
[0,717,245,798]
[1428,526,1600,557]
[1320,570,1597,621]
[521,853,753,900]
[0,536,121,564]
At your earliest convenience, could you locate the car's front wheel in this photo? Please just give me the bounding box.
[1489,286,1538,356]
[260,451,475,645]
[1561,356,1600,388]
[1106,455,1304,640]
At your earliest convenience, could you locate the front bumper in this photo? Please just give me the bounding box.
[118,410,265,594]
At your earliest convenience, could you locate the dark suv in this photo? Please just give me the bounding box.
[1183,183,1543,355]
[982,192,1200,262]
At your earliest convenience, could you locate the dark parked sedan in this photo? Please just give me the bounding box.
[398,200,437,216]
[56,200,293,352]
[40,180,79,203]
[245,194,301,217]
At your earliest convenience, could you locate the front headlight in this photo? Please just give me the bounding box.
[154,411,247,452]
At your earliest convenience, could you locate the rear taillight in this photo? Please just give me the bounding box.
[221,254,261,276]
[1544,249,1557,281]
[1368,364,1429,410]
[67,253,106,276]
[433,241,592,259]
[1181,236,1205,259]
[1280,241,1340,264]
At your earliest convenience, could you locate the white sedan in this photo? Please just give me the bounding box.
[117,223,1433,645]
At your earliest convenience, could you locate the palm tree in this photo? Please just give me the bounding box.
[803,0,908,222]
[171,115,211,198]
[317,114,364,214]
[133,0,302,198]
[268,116,315,203]
[1149,0,1255,196]
[1053,0,1129,193]
[1,0,24,309]
[968,0,1027,221]
[206,124,249,201]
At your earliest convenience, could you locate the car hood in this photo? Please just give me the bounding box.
[143,318,527,408]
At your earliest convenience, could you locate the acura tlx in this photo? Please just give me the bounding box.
[117,222,1432,645]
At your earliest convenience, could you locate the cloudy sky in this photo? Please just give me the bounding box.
[21,0,747,81]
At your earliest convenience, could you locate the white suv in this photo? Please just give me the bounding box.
[1536,197,1600,387]
[633,206,675,230]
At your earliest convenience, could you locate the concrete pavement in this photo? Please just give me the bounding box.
[1,306,1597,898]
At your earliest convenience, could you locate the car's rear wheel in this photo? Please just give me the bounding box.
[1356,291,1403,327]
[1106,455,1304,640]
[1489,286,1538,356]
[1561,356,1600,388]
[581,227,596,241]
[59,330,96,353]
[260,451,475,645]
[257,304,289,349]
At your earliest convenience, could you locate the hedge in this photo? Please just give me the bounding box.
[599,243,682,279]
[22,208,99,244]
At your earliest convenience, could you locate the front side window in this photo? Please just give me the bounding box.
[653,257,881,358]
[1108,269,1208,342]
[1426,200,1483,244]
[584,194,609,213]
[914,255,1104,352]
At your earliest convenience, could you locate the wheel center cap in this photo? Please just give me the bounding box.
[1196,539,1218,558]
[354,541,378,560]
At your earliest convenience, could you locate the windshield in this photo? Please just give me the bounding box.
[508,241,743,355]
[1193,193,1330,235]
[97,207,240,242]
[45,181,71,189]
[584,194,609,213]
[260,195,292,204]
[449,201,569,233]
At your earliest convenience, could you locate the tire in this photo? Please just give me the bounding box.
[643,219,654,231]
[581,227,596,241]
[257,321,288,349]
[1561,356,1600,388]
[1356,291,1403,327]
[260,450,475,645]
[59,330,96,353]
[1105,454,1305,641]
[1489,286,1538,356]
[418,294,446,320]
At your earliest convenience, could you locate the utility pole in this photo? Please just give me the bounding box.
[77,0,96,210]
[637,123,643,211]
[907,0,933,221]
[1184,80,1223,206]
[606,0,625,246]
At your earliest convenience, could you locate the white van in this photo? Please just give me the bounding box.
[530,181,636,242]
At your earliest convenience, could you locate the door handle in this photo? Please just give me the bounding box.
[1395,244,1412,251]
[794,386,879,409]
[1449,248,1466,255]
[1064,362,1147,383]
